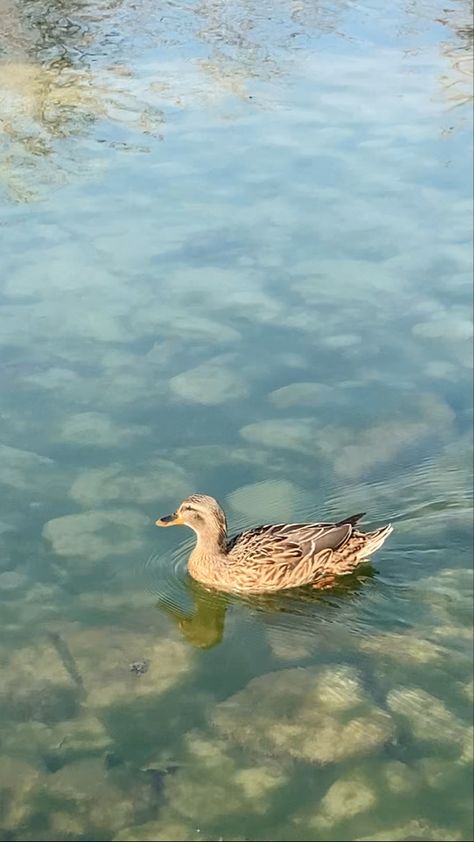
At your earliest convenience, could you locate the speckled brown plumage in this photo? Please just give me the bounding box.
[156,494,393,594]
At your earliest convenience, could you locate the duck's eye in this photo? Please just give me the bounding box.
[181,505,193,512]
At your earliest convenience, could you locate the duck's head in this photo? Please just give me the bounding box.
[156,494,227,545]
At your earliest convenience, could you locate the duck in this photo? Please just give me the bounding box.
[155,493,393,594]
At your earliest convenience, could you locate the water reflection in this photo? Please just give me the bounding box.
[437,3,474,108]
[1,0,472,200]
[156,569,375,649]
[157,580,228,649]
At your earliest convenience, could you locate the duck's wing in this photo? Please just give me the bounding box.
[226,521,354,568]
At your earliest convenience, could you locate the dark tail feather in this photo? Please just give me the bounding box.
[336,512,366,528]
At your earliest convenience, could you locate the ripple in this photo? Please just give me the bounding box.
[143,536,193,612]
[140,456,473,653]
[144,535,379,651]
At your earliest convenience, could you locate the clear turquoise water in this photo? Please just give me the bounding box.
[0,1,473,840]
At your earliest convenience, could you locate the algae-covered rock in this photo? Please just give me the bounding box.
[51,714,113,760]
[413,568,473,627]
[459,727,474,765]
[310,775,377,828]
[0,756,42,831]
[413,313,473,342]
[78,589,154,614]
[382,760,419,794]
[355,818,462,841]
[268,382,334,409]
[240,418,317,455]
[386,687,471,757]
[113,814,198,841]
[330,394,454,479]
[213,665,394,764]
[0,442,60,494]
[69,459,192,507]
[173,442,272,470]
[49,811,86,838]
[226,478,305,523]
[64,626,193,710]
[16,583,69,626]
[359,631,450,665]
[163,731,288,822]
[60,411,150,447]
[43,508,148,563]
[461,678,474,702]
[46,758,146,836]
[170,358,248,405]
[265,625,316,662]
[1,714,112,765]
[0,568,27,590]
[0,640,79,724]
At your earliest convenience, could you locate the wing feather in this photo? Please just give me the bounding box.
[226,521,353,568]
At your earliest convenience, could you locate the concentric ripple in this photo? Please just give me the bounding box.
[143,536,194,613]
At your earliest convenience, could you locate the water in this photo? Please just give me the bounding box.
[0,0,473,839]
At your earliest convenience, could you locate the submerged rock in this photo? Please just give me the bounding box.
[359,631,450,665]
[265,626,316,662]
[413,313,473,342]
[1,714,112,766]
[170,358,248,406]
[78,590,153,613]
[172,443,279,475]
[163,731,288,822]
[45,757,151,836]
[0,640,79,725]
[461,679,474,702]
[268,382,334,409]
[226,479,305,523]
[240,418,317,455]
[49,811,86,838]
[113,815,199,841]
[321,333,361,349]
[60,411,150,447]
[355,818,463,841]
[69,459,192,508]
[0,442,59,493]
[63,626,193,710]
[459,728,474,765]
[213,665,394,764]
[0,570,27,591]
[386,687,471,758]
[43,508,148,564]
[17,583,70,627]
[331,395,454,479]
[413,568,473,627]
[0,756,42,832]
[382,760,419,794]
[309,775,377,828]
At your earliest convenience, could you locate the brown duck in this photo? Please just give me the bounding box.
[155,493,393,594]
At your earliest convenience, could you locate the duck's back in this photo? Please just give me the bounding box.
[224,513,392,591]
[226,520,354,564]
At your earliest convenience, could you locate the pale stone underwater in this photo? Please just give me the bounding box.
[0,554,472,839]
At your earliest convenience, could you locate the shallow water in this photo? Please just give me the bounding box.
[0,0,473,839]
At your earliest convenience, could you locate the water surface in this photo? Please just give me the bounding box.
[0,0,473,840]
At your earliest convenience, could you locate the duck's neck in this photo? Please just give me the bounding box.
[187,514,230,586]
[193,522,228,558]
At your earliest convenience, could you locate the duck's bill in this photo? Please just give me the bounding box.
[155,513,184,527]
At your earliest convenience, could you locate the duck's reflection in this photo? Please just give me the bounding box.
[156,579,229,649]
[156,569,374,649]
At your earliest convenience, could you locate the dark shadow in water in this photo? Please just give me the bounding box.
[155,568,375,649]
